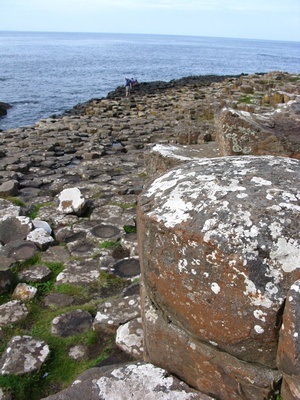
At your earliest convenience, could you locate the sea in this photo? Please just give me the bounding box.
[0,31,299,130]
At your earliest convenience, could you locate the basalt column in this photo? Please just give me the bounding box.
[137,155,300,400]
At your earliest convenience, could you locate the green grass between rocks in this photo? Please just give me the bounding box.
[0,255,116,399]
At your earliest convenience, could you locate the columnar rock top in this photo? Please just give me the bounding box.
[138,154,300,398]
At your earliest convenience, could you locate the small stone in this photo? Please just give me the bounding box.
[17,264,52,283]
[68,345,89,360]
[0,335,50,375]
[26,227,54,250]
[44,293,74,308]
[0,180,19,197]
[57,187,86,216]
[12,283,37,301]
[93,294,140,334]
[0,300,29,327]
[116,317,144,359]
[51,309,93,337]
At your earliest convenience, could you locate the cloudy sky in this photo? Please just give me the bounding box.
[1,0,299,41]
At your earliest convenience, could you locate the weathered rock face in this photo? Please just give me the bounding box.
[277,280,300,399]
[41,362,209,400]
[215,97,300,159]
[140,283,281,400]
[137,155,300,398]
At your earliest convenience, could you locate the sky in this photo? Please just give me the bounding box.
[1,0,300,42]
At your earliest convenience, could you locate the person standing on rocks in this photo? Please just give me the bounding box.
[125,77,132,97]
[125,77,138,97]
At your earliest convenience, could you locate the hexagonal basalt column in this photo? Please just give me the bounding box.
[137,156,300,374]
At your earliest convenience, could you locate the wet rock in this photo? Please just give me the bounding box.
[51,309,93,337]
[0,335,49,375]
[0,300,29,327]
[93,294,140,334]
[277,280,300,399]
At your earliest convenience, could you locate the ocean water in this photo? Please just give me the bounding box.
[0,31,299,130]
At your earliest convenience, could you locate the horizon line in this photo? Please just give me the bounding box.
[1,29,299,44]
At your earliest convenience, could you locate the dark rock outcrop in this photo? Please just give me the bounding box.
[0,102,11,117]
[277,280,300,399]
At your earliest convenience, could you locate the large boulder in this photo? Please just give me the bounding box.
[215,97,300,159]
[277,280,300,399]
[41,362,210,400]
[137,155,300,399]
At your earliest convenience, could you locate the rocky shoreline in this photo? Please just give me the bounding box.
[0,71,299,399]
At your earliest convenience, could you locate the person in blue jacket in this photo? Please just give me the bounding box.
[125,77,138,97]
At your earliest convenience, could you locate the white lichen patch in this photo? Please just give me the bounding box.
[178,259,188,273]
[253,309,267,322]
[269,221,283,239]
[251,177,272,186]
[116,319,143,357]
[17,216,32,226]
[211,282,221,294]
[188,341,196,350]
[97,363,198,399]
[290,282,300,293]
[145,303,159,324]
[151,144,202,161]
[254,325,264,334]
[270,237,300,273]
